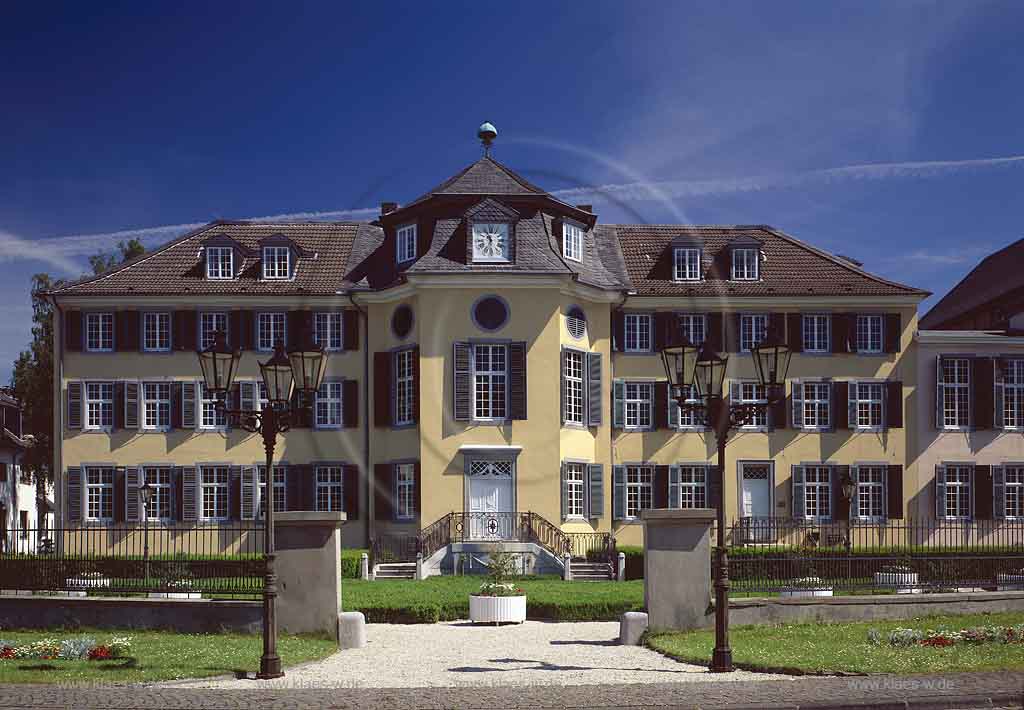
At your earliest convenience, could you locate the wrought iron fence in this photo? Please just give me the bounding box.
[369,533,419,565]
[565,532,615,561]
[726,518,1024,595]
[0,525,264,598]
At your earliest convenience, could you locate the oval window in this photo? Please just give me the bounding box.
[472,296,509,332]
[391,304,414,339]
[566,306,587,339]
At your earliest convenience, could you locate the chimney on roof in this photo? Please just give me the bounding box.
[380,202,398,217]
[576,204,593,213]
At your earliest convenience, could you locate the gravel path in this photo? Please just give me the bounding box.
[172,621,786,689]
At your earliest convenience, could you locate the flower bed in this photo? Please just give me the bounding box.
[868,624,1024,648]
[0,635,131,661]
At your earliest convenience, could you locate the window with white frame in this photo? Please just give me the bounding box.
[85,467,114,521]
[395,463,416,520]
[473,344,507,420]
[564,462,585,518]
[395,349,415,426]
[677,466,707,508]
[314,312,343,351]
[563,350,584,426]
[85,382,114,429]
[624,313,652,352]
[563,222,584,262]
[803,466,832,520]
[257,466,286,516]
[199,383,227,429]
[855,315,883,353]
[941,358,971,429]
[1002,359,1024,429]
[142,467,172,520]
[802,314,830,353]
[257,312,286,351]
[142,312,171,351]
[315,466,344,512]
[855,465,885,520]
[624,382,653,430]
[678,313,706,345]
[262,246,290,279]
[673,247,700,281]
[200,312,228,350]
[941,465,972,519]
[740,314,767,352]
[853,382,884,429]
[200,466,229,520]
[731,248,759,280]
[1005,466,1024,519]
[315,381,343,428]
[142,382,171,430]
[737,382,767,428]
[206,246,233,279]
[396,224,417,263]
[625,465,653,518]
[801,382,831,429]
[86,313,114,352]
[674,385,702,428]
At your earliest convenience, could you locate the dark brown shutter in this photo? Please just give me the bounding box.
[453,342,471,421]
[653,465,669,509]
[411,345,420,423]
[975,465,993,520]
[884,313,901,353]
[768,312,785,342]
[786,313,803,352]
[973,357,994,429]
[287,464,305,512]
[654,381,669,430]
[114,382,126,429]
[509,341,527,420]
[174,310,198,351]
[414,461,422,517]
[831,314,849,354]
[374,463,394,522]
[342,310,360,351]
[287,311,303,349]
[116,311,139,352]
[66,311,83,351]
[171,383,182,428]
[833,381,849,429]
[291,390,311,428]
[374,352,392,427]
[723,312,739,352]
[887,465,904,519]
[886,381,903,428]
[231,310,248,351]
[114,466,126,522]
[343,464,359,520]
[654,312,674,350]
[770,395,788,430]
[705,313,723,352]
[612,311,625,352]
[833,465,850,521]
[342,379,358,428]
[300,465,317,512]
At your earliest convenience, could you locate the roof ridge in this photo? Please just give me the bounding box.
[920,235,1024,326]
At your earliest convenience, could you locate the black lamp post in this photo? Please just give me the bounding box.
[661,328,791,673]
[139,480,152,583]
[197,331,327,680]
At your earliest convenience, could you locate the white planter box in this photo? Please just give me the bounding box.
[780,587,833,598]
[148,592,201,600]
[996,574,1024,591]
[875,571,921,594]
[469,594,526,624]
[65,575,111,590]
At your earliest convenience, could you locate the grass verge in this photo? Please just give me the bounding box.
[0,628,336,684]
[646,611,1024,675]
[342,576,643,623]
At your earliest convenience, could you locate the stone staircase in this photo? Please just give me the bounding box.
[373,562,416,580]
[570,560,615,581]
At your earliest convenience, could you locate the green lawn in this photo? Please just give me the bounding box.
[647,612,1024,675]
[0,629,337,684]
[342,576,644,623]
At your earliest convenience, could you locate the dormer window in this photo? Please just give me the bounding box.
[206,247,234,280]
[262,246,291,280]
[396,224,417,263]
[471,222,510,262]
[562,221,584,263]
[673,247,701,281]
[731,248,759,281]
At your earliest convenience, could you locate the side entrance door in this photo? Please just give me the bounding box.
[467,460,514,540]
[739,463,773,542]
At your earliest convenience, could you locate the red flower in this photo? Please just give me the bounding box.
[921,637,953,647]
[0,647,13,660]
[88,645,113,660]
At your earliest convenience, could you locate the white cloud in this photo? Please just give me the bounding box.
[0,230,86,274]
[902,245,996,266]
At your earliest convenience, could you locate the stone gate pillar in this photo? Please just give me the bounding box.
[641,508,715,631]
[274,511,346,639]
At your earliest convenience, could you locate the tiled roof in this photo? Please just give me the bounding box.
[920,238,1024,328]
[53,221,363,297]
[611,225,927,297]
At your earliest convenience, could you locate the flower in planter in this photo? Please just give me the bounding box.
[787,576,828,589]
[107,636,132,658]
[88,645,113,661]
[477,581,525,597]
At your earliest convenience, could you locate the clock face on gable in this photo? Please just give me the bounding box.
[471,223,510,262]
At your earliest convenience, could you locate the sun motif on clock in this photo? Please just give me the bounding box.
[471,222,510,262]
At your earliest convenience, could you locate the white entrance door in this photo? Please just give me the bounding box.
[740,463,772,542]
[467,460,514,540]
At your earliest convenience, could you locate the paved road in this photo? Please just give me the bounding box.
[0,672,1021,709]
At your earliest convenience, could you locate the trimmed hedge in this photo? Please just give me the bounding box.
[341,548,367,579]
[618,545,644,580]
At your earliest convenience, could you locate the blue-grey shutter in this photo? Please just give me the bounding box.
[668,394,679,429]
[125,467,140,522]
[848,381,858,429]
[453,342,472,421]
[181,466,198,522]
[850,466,860,520]
[181,381,197,429]
[240,381,256,413]
[612,379,624,429]
[792,381,803,428]
[560,462,568,521]
[612,465,626,519]
[124,381,140,429]
[993,466,1006,520]
[935,356,944,429]
[994,359,1005,429]
[241,466,256,520]
[560,349,567,425]
[934,465,946,519]
[230,466,242,519]
[588,464,603,519]
[66,467,82,523]
[791,465,805,519]
[668,465,681,508]
[66,381,83,429]
[587,352,602,426]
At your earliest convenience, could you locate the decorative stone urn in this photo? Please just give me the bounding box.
[780,577,833,598]
[469,594,527,624]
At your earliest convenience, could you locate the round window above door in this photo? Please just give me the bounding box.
[391,304,414,339]
[566,306,587,339]
[472,295,510,332]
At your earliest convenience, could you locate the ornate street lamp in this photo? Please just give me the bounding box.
[662,325,791,673]
[196,330,327,680]
[139,480,153,583]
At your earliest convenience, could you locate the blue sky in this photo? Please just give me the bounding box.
[2,1,1023,379]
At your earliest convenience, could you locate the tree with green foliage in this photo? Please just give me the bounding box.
[86,238,145,275]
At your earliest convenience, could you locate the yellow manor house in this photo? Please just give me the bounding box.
[50,133,935,577]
